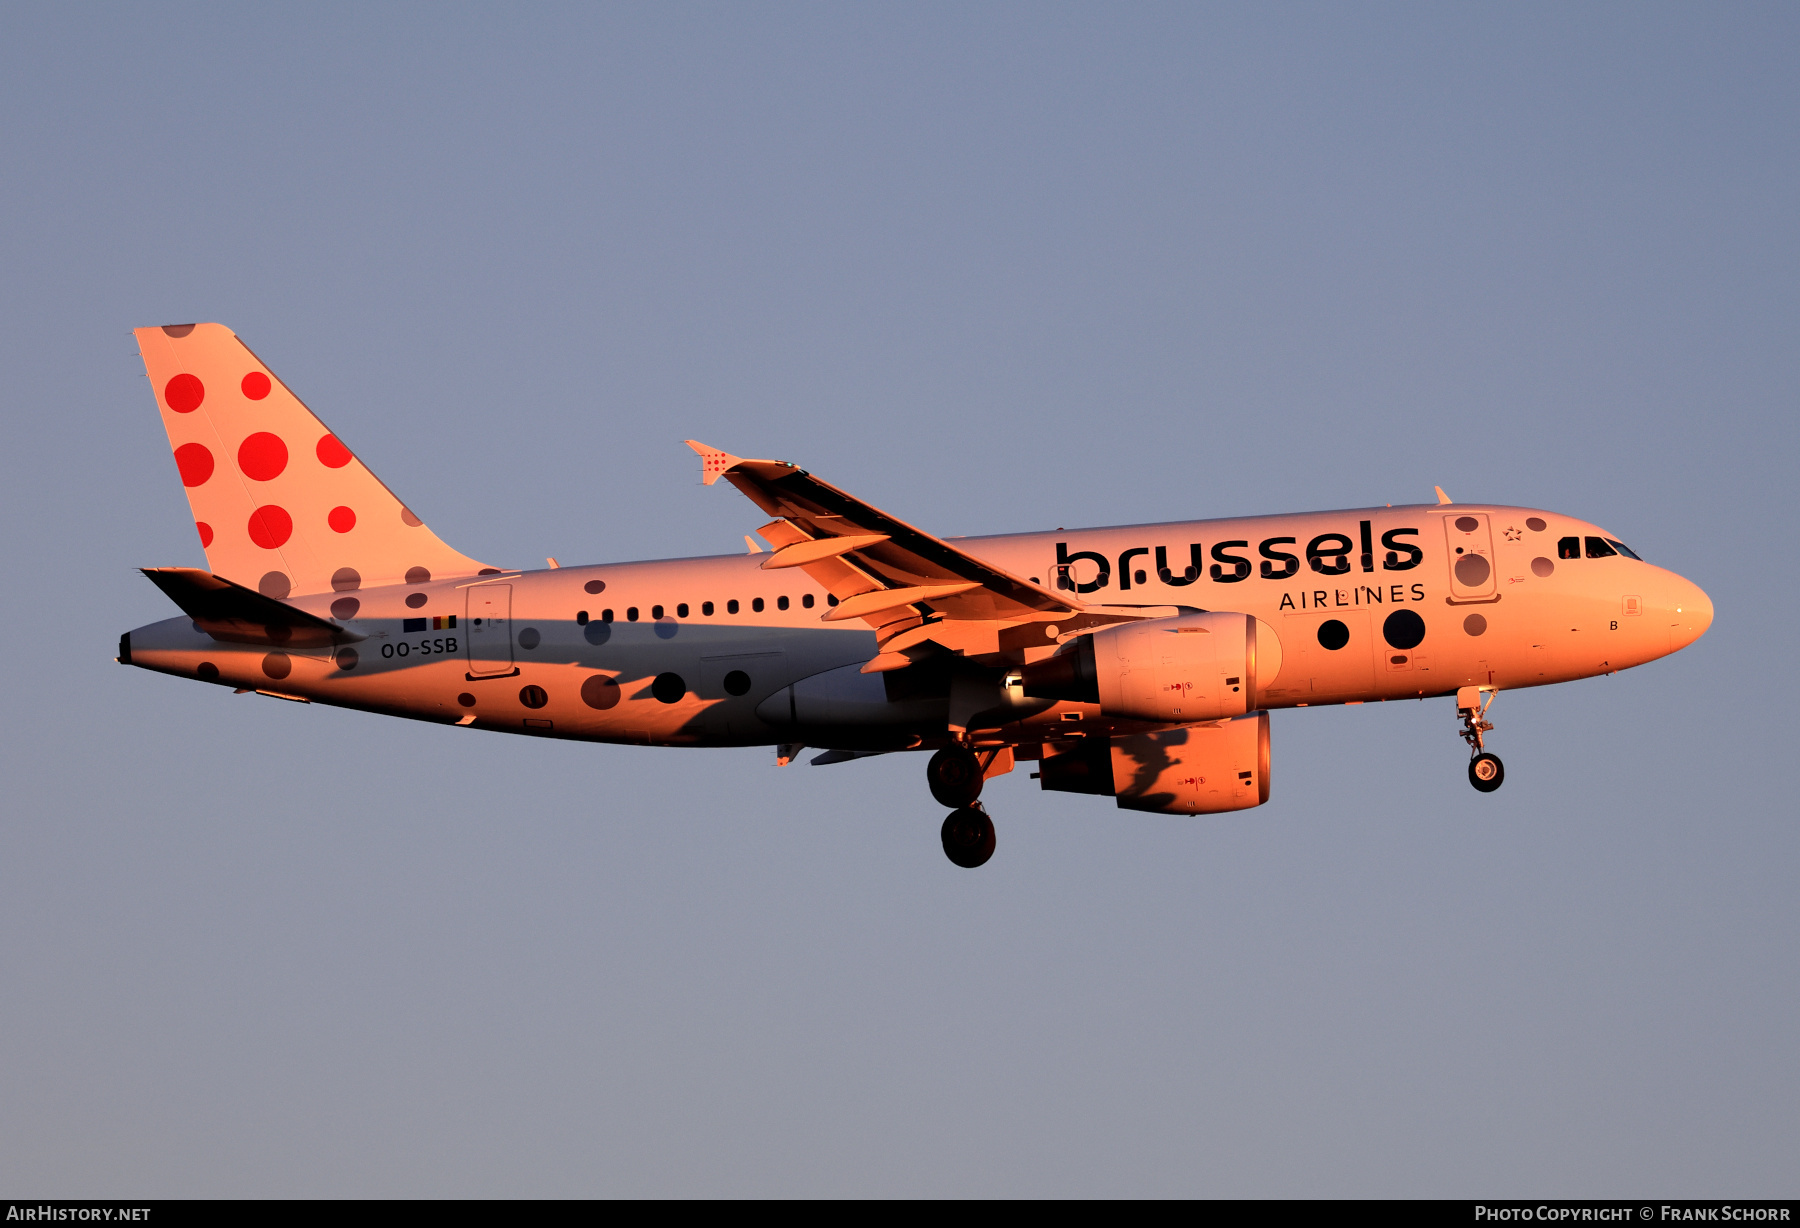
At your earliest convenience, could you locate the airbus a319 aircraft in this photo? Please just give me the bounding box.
[120,324,1714,867]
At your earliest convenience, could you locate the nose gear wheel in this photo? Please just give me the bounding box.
[1468,752,1504,792]
[1457,687,1505,792]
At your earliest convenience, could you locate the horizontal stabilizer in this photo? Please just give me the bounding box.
[810,749,895,766]
[141,567,357,648]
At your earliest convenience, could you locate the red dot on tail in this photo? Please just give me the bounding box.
[242,371,272,400]
[328,505,356,533]
[248,505,292,549]
[164,374,204,413]
[238,431,288,481]
[196,521,213,548]
[316,434,353,468]
[174,442,214,487]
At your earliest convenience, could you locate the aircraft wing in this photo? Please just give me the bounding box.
[141,567,358,648]
[685,442,1143,667]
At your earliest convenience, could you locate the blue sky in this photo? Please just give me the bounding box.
[1,3,1794,1195]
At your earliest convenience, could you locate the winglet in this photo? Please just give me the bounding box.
[1434,485,1453,505]
[685,440,744,486]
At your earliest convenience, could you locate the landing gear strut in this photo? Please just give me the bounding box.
[941,803,996,869]
[1457,686,1504,793]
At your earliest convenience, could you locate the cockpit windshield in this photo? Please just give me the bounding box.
[1584,537,1617,559]
[1606,539,1642,561]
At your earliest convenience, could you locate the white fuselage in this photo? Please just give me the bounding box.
[123,503,1713,751]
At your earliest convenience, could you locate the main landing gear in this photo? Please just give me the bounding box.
[927,746,984,807]
[1457,686,1504,793]
[941,803,996,869]
[929,746,997,868]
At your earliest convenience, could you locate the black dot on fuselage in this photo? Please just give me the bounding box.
[1384,608,1426,650]
[1317,619,1350,651]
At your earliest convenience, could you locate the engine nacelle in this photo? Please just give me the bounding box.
[1037,711,1271,815]
[1020,611,1280,723]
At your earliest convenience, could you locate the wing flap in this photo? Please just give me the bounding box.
[686,441,1080,629]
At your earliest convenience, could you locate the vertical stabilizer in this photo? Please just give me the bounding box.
[135,324,494,597]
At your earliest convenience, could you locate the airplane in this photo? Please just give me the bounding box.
[118,323,1714,868]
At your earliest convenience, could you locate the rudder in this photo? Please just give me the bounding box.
[135,323,494,597]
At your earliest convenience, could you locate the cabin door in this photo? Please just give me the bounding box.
[465,584,514,676]
[1444,514,1499,602]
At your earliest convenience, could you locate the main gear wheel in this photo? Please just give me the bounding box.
[927,746,984,808]
[941,804,996,868]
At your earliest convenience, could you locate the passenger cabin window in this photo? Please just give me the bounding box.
[652,605,664,620]
[677,603,689,618]
[601,609,614,623]
[1558,536,1581,560]
[702,601,715,616]
[727,599,740,614]
[1585,537,1617,559]
[777,595,790,611]
[627,607,639,621]
[802,594,815,608]
[752,597,765,613]
[576,610,588,625]
[1607,539,1642,560]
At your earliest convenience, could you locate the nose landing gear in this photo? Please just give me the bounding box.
[1457,686,1504,792]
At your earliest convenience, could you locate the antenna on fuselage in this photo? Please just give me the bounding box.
[1434,486,1453,505]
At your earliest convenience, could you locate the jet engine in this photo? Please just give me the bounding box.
[1037,711,1271,815]
[1019,611,1280,722]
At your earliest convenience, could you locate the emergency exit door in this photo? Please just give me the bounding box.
[1281,609,1374,701]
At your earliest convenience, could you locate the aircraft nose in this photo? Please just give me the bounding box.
[1668,574,1713,651]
